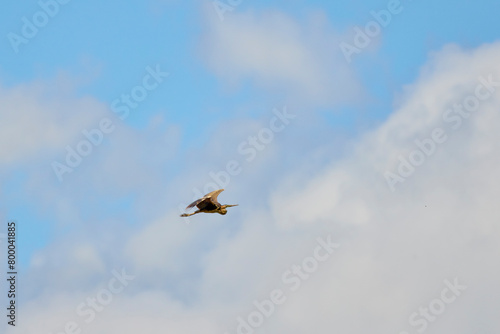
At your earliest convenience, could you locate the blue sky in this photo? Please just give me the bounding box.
[2,0,500,333]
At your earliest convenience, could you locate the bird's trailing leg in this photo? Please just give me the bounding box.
[180,210,201,217]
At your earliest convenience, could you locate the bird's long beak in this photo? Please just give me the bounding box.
[225,204,238,208]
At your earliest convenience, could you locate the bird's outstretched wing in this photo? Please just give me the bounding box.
[185,198,202,210]
[205,189,224,203]
[186,189,224,210]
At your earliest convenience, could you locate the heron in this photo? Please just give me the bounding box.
[180,189,238,217]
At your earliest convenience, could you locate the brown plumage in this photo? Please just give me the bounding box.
[180,189,238,217]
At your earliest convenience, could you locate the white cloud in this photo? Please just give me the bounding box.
[268,42,500,332]
[125,212,202,276]
[272,42,500,228]
[200,7,363,107]
[0,75,181,232]
[0,80,106,166]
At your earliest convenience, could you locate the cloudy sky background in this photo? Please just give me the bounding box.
[1,0,500,333]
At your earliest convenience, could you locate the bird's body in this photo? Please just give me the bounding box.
[180,189,238,217]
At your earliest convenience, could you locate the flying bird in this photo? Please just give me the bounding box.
[180,189,238,217]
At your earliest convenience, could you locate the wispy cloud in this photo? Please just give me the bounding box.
[200,7,363,107]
